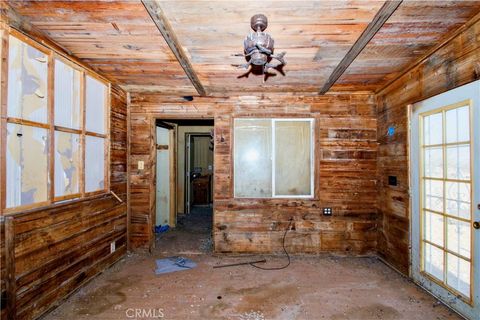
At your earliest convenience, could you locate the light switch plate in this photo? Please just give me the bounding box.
[110,241,116,253]
[138,160,144,170]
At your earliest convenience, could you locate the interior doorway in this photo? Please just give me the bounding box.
[154,119,214,252]
[185,133,214,214]
[155,121,177,229]
[410,80,480,319]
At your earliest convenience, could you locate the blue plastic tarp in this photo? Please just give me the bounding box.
[155,256,197,275]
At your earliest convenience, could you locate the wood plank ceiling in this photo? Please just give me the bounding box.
[7,0,480,95]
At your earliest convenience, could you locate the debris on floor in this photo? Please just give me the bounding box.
[239,310,265,320]
[154,225,170,234]
[155,256,197,275]
[199,237,213,252]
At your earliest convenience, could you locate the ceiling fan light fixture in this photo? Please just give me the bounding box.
[233,14,286,77]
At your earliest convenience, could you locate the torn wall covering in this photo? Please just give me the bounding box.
[54,132,80,197]
[6,35,49,207]
[6,124,49,207]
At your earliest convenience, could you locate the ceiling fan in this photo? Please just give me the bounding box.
[233,14,286,80]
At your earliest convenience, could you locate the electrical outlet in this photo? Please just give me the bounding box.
[110,241,116,253]
[388,175,397,186]
[323,207,332,216]
[138,160,144,170]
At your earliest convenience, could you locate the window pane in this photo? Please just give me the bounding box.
[446,218,470,258]
[445,181,470,219]
[6,123,49,207]
[446,254,470,297]
[54,131,81,197]
[85,136,105,192]
[446,106,469,144]
[274,120,312,196]
[85,76,107,134]
[424,179,443,212]
[424,242,444,281]
[423,211,443,247]
[234,119,272,197]
[54,60,81,129]
[424,146,443,178]
[423,113,442,145]
[446,144,470,180]
[7,35,48,123]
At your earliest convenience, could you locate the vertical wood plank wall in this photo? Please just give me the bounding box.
[0,86,128,320]
[129,93,379,254]
[376,18,480,274]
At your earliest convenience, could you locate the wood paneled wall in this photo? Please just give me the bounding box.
[376,17,480,274]
[0,86,128,320]
[1,219,6,319]
[129,93,378,254]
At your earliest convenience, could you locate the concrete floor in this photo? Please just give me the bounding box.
[42,208,460,320]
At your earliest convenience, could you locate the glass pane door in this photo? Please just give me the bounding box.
[411,80,479,320]
[421,103,472,299]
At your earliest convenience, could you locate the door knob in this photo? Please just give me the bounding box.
[474,221,480,229]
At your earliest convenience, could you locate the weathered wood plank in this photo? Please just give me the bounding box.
[128,92,379,254]
[376,15,480,275]
[5,216,15,320]
[1,83,128,319]
[319,0,403,94]
[141,0,206,96]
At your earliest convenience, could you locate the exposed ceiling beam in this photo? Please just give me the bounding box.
[319,0,403,95]
[141,0,207,96]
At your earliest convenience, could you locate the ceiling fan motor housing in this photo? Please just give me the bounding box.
[244,32,274,66]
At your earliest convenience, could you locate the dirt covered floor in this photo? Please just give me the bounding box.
[42,208,460,320]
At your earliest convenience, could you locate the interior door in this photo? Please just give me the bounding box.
[411,80,480,319]
[185,134,192,214]
[156,126,171,227]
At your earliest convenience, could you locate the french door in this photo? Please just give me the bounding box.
[411,81,480,319]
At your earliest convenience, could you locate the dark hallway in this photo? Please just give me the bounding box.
[155,206,213,254]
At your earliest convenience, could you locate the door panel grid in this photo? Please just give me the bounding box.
[420,102,473,301]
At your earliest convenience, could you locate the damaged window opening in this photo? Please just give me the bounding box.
[2,33,109,213]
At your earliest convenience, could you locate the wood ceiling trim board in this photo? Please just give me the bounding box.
[141,0,207,96]
[319,0,403,95]
[376,9,480,95]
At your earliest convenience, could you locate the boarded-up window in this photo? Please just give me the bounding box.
[2,34,110,213]
[6,123,49,208]
[85,135,105,192]
[85,75,107,134]
[53,59,82,199]
[234,118,314,198]
[54,131,81,197]
[84,75,107,193]
[54,60,81,129]
[5,35,49,209]
[7,35,48,124]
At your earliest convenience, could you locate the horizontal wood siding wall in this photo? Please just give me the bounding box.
[1,219,5,319]
[129,93,378,254]
[376,18,480,274]
[1,86,128,320]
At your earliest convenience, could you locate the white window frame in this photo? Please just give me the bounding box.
[233,118,315,199]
